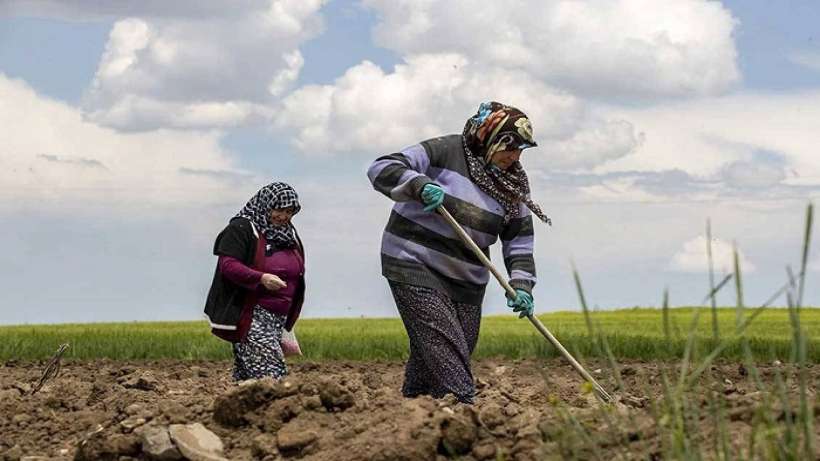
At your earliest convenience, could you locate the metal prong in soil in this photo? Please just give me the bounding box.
[30,343,70,395]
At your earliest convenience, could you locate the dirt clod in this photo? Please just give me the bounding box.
[251,433,279,458]
[211,377,299,427]
[75,431,141,461]
[318,380,355,411]
[471,441,497,460]
[439,411,478,456]
[479,403,505,429]
[0,389,20,402]
[119,372,161,392]
[277,426,318,452]
[1,445,23,461]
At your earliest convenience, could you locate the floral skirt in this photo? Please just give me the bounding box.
[232,306,288,381]
[389,282,481,404]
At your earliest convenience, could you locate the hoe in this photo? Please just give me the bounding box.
[435,205,613,403]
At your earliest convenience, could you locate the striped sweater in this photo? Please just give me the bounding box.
[367,134,536,305]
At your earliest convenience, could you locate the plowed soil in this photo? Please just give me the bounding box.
[0,358,817,460]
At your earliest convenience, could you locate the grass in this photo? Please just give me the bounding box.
[0,307,817,362]
[548,202,818,460]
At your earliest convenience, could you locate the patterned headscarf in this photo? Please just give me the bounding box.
[235,182,301,249]
[462,101,551,225]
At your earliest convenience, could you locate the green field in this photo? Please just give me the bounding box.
[1,307,817,362]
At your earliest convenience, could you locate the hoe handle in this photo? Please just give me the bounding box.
[436,206,613,403]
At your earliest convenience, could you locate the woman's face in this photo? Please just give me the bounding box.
[490,148,523,170]
[269,207,296,225]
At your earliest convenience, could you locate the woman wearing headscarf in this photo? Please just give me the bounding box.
[204,182,306,381]
[366,101,549,404]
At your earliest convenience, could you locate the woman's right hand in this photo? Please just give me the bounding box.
[260,273,287,292]
[421,183,445,212]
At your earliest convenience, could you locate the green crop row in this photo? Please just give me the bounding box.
[1,307,816,362]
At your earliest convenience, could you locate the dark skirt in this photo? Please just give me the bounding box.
[232,306,288,381]
[389,281,481,404]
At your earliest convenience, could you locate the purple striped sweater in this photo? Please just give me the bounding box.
[366,134,536,305]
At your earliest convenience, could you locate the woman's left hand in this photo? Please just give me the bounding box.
[260,273,287,292]
[507,289,534,318]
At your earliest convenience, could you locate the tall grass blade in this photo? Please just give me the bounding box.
[796,203,813,309]
[662,287,671,342]
[572,261,600,356]
[786,268,799,363]
[706,218,719,342]
[733,242,744,330]
[699,273,733,305]
[595,318,624,391]
[686,304,766,386]
[732,243,766,396]
[675,308,701,396]
[792,202,815,458]
[773,368,796,457]
[797,331,814,458]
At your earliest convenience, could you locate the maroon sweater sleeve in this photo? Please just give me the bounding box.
[218,255,263,290]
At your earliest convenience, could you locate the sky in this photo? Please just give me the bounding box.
[0,0,818,325]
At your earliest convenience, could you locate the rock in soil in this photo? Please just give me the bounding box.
[140,425,182,460]
[168,423,226,461]
[120,417,147,432]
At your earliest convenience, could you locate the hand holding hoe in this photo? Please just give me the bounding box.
[435,205,613,403]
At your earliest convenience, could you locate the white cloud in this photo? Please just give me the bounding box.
[363,0,740,98]
[669,235,756,274]
[721,159,787,189]
[268,50,305,97]
[543,119,645,171]
[84,96,271,131]
[81,1,326,131]
[0,74,248,209]
[598,91,820,198]
[275,53,640,170]
[789,50,820,73]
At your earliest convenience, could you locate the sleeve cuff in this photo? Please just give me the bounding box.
[249,270,264,287]
[509,279,534,296]
[409,175,435,200]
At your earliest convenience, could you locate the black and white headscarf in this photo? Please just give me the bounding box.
[235,182,301,249]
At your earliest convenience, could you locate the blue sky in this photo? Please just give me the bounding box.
[727,0,819,90]
[1,0,818,325]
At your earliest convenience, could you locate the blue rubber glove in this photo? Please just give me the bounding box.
[506,289,534,318]
[421,183,445,212]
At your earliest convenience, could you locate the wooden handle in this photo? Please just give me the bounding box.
[436,207,517,298]
[435,205,613,403]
